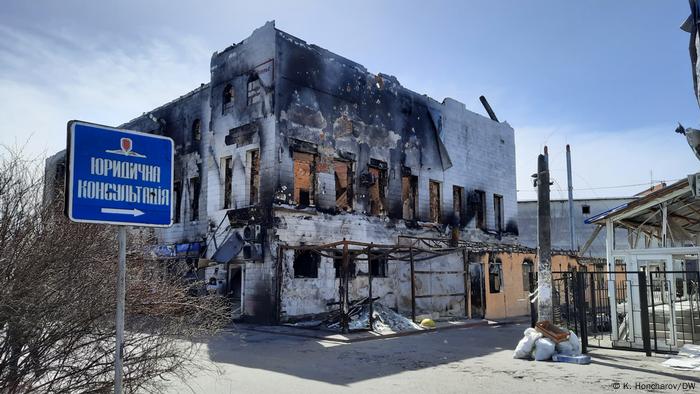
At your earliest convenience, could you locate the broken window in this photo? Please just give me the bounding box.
[367,160,387,216]
[223,157,232,209]
[402,174,418,220]
[474,190,486,230]
[489,258,502,293]
[522,259,534,291]
[223,83,234,109]
[369,253,388,277]
[334,160,353,211]
[453,186,464,225]
[494,194,504,232]
[293,151,316,206]
[192,119,201,143]
[249,149,260,205]
[429,180,441,223]
[333,251,356,278]
[247,74,261,105]
[189,176,200,221]
[582,204,591,215]
[173,181,182,223]
[293,250,319,278]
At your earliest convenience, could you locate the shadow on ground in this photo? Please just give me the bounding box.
[204,322,521,386]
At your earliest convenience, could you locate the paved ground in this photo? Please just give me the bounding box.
[169,322,700,393]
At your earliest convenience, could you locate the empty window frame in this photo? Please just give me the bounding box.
[489,258,503,293]
[367,161,387,216]
[453,186,464,225]
[333,251,356,278]
[223,83,234,109]
[189,176,200,221]
[293,151,316,206]
[173,181,182,223]
[429,180,441,223]
[474,190,486,230]
[249,149,260,205]
[402,174,418,220]
[369,253,388,277]
[247,75,262,105]
[494,194,504,232]
[334,160,353,211]
[223,157,232,209]
[293,250,319,278]
[522,259,534,291]
[192,119,201,143]
[582,204,591,215]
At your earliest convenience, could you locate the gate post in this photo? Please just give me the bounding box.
[575,271,588,353]
[638,271,652,356]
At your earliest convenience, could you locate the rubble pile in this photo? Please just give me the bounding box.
[513,321,589,364]
[347,302,423,332]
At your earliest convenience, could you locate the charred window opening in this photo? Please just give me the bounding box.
[367,160,387,216]
[223,83,234,110]
[53,162,65,196]
[334,160,353,211]
[453,186,464,225]
[293,151,316,207]
[402,173,418,220]
[249,150,260,205]
[489,257,502,293]
[522,259,534,291]
[223,157,232,209]
[192,119,201,143]
[333,251,356,278]
[582,204,591,215]
[429,180,441,223]
[338,115,353,136]
[474,190,486,230]
[293,250,319,278]
[189,176,200,221]
[247,74,261,105]
[173,181,182,223]
[369,253,388,277]
[494,194,504,232]
[374,75,384,89]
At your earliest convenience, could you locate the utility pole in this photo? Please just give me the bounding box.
[537,153,553,322]
[566,145,575,251]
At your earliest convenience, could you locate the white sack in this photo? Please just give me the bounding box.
[533,337,556,361]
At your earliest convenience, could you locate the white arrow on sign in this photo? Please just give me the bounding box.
[101,208,145,217]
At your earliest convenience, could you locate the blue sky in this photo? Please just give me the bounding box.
[1,0,699,200]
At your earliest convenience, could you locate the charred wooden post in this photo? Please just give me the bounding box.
[368,243,374,331]
[340,239,350,333]
[410,247,416,322]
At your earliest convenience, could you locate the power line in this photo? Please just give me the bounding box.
[517,178,683,193]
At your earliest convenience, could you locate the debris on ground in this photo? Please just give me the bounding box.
[289,297,422,333]
[347,302,422,332]
[513,321,583,362]
[662,344,700,371]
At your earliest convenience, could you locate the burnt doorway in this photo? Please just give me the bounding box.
[228,265,243,317]
[469,261,485,319]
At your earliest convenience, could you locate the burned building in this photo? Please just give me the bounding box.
[46,22,519,323]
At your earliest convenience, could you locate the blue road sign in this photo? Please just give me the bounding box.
[66,120,174,227]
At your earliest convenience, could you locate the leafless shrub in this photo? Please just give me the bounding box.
[0,147,230,393]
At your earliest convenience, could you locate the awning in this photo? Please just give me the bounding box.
[212,232,244,263]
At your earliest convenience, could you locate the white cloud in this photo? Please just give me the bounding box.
[0,26,210,158]
[516,124,700,201]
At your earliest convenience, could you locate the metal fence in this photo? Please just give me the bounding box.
[549,270,700,355]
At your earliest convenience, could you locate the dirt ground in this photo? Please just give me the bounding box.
[168,322,700,393]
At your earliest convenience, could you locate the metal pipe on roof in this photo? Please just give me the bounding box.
[566,145,576,251]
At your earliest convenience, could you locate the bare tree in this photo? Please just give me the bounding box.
[0,147,230,393]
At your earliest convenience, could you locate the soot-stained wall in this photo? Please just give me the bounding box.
[273,29,517,233]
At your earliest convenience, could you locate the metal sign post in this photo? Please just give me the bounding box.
[115,226,126,393]
[65,120,173,393]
